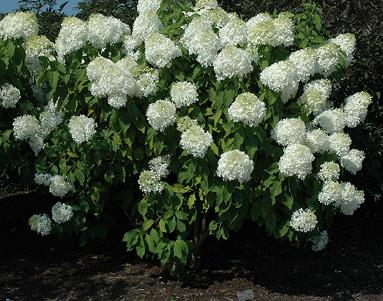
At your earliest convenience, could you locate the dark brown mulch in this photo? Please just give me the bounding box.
[0,193,382,301]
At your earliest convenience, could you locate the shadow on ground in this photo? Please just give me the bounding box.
[0,193,382,300]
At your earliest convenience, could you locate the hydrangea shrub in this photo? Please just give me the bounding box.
[0,0,373,271]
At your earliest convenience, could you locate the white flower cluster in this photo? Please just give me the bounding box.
[228,92,266,127]
[219,14,247,46]
[194,0,218,11]
[55,17,88,61]
[328,132,351,157]
[290,208,317,232]
[13,102,62,155]
[0,83,20,109]
[247,13,294,47]
[176,116,199,132]
[138,170,163,194]
[299,79,332,115]
[29,214,52,236]
[305,129,329,154]
[213,46,253,80]
[86,57,136,108]
[315,43,340,76]
[170,81,198,108]
[273,118,306,147]
[137,0,162,14]
[34,173,53,186]
[314,108,345,134]
[317,161,340,182]
[329,33,356,65]
[132,11,163,43]
[24,35,55,75]
[149,155,170,178]
[289,48,317,82]
[68,115,97,144]
[340,149,365,175]
[260,60,298,102]
[145,32,182,68]
[0,12,38,40]
[279,144,314,180]
[51,202,74,224]
[217,150,253,183]
[318,180,342,205]
[343,92,372,128]
[310,231,329,251]
[88,14,130,49]
[49,175,72,198]
[146,99,177,131]
[180,124,213,158]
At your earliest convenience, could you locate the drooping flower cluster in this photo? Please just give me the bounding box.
[329,33,356,64]
[314,108,345,134]
[340,149,365,175]
[29,214,52,236]
[0,12,39,40]
[304,129,329,154]
[180,124,213,158]
[68,115,97,144]
[0,83,21,109]
[146,99,177,131]
[290,208,318,233]
[217,150,254,183]
[343,92,372,128]
[51,202,74,224]
[228,92,266,127]
[279,144,314,180]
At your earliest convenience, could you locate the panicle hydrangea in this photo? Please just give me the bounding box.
[290,208,317,232]
[245,45,259,63]
[246,13,275,46]
[138,170,163,194]
[86,57,136,107]
[318,180,342,205]
[194,0,219,11]
[146,99,177,131]
[279,144,314,180]
[68,115,97,144]
[310,231,329,252]
[186,29,222,67]
[39,100,63,137]
[134,70,159,98]
[299,79,332,115]
[181,17,212,47]
[0,12,38,40]
[170,81,198,108]
[51,202,74,224]
[199,8,229,28]
[259,60,298,102]
[340,149,365,175]
[273,118,306,147]
[343,91,372,128]
[315,43,340,76]
[49,175,72,198]
[329,33,356,64]
[314,108,345,134]
[29,214,52,236]
[55,17,88,61]
[149,155,170,178]
[337,182,364,215]
[328,132,352,157]
[180,125,213,158]
[137,0,162,13]
[0,83,20,109]
[34,173,52,186]
[288,48,317,83]
[272,13,294,47]
[213,46,253,80]
[24,35,55,75]
[318,161,340,182]
[12,115,40,141]
[87,14,130,48]
[216,150,253,183]
[304,128,329,154]
[176,116,199,132]
[144,32,182,68]
[122,35,140,58]
[219,13,247,46]
[132,11,163,43]
[228,92,266,127]
[247,13,294,47]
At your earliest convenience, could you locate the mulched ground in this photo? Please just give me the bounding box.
[0,193,382,301]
